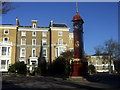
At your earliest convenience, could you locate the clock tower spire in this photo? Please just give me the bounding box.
[76,2,79,14]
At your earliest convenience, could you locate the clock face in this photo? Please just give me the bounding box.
[75,41,80,47]
[74,24,81,29]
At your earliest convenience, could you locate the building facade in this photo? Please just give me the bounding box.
[0,25,17,72]
[89,54,114,73]
[0,18,74,72]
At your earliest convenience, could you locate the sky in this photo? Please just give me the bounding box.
[2,2,118,55]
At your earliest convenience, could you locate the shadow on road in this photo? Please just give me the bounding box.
[2,74,120,90]
[84,73,120,88]
[2,75,105,90]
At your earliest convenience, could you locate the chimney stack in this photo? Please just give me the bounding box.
[16,17,20,26]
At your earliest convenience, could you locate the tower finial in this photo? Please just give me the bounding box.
[76,2,79,14]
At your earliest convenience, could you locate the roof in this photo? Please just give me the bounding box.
[72,13,84,23]
[52,23,68,28]
[19,26,49,28]
[0,24,17,27]
[73,13,81,21]
[91,53,109,56]
[2,24,14,25]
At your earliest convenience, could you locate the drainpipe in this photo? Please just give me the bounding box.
[15,26,18,62]
[15,17,19,62]
[49,27,52,64]
[49,20,53,64]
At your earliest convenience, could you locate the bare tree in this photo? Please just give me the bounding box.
[94,39,120,73]
[0,1,16,14]
[94,45,103,55]
[103,39,120,73]
[94,39,120,74]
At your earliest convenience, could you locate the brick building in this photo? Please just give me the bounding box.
[0,25,17,72]
[0,18,74,72]
[89,53,114,73]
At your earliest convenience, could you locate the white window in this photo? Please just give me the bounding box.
[4,30,9,35]
[8,47,10,56]
[96,56,99,60]
[7,60,9,68]
[32,48,36,57]
[20,48,26,57]
[102,66,105,70]
[21,32,26,36]
[1,47,11,56]
[1,60,6,69]
[3,37,9,43]
[32,39,36,45]
[58,38,63,45]
[42,32,47,37]
[21,38,26,45]
[55,48,59,57]
[96,56,99,65]
[55,47,66,57]
[58,32,62,36]
[59,47,65,55]
[2,47,7,55]
[43,48,47,57]
[33,23,36,28]
[42,39,47,45]
[32,31,36,37]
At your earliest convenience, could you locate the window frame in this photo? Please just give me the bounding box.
[3,37,9,43]
[42,39,47,45]
[33,23,36,28]
[20,48,26,57]
[2,47,7,56]
[32,48,36,57]
[32,39,36,45]
[1,60,6,69]
[21,38,26,45]
[58,32,62,36]
[21,31,26,36]
[58,38,63,45]
[8,47,11,56]
[32,31,36,37]
[55,48,59,57]
[42,32,47,37]
[43,48,47,57]
[4,30,9,35]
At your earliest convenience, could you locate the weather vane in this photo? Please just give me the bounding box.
[76,2,79,14]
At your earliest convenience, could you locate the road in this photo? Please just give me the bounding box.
[1,74,120,90]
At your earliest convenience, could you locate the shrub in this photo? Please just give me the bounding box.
[65,60,70,75]
[49,56,70,75]
[35,67,41,75]
[8,64,16,73]
[8,61,27,75]
[53,57,66,74]
[88,64,96,75]
[38,57,47,76]
[47,63,54,74]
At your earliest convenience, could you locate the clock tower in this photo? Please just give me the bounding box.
[73,11,84,61]
[71,3,87,76]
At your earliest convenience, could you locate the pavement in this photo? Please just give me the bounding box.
[1,74,120,90]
